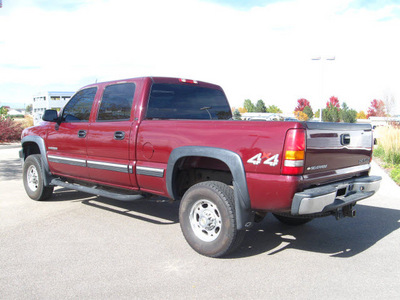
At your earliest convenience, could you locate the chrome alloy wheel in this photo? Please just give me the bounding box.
[27,165,39,192]
[189,199,222,242]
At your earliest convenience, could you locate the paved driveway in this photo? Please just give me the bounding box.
[1,144,399,299]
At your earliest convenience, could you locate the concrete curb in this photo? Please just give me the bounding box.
[371,160,400,190]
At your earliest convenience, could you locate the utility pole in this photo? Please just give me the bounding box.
[312,56,336,121]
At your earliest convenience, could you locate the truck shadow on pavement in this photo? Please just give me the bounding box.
[49,188,399,258]
[50,188,179,225]
[230,204,400,258]
[81,197,180,225]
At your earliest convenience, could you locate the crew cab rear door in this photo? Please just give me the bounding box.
[86,81,138,188]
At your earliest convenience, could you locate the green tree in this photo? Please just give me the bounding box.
[322,106,340,122]
[255,99,267,113]
[303,106,314,119]
[322,96,341,122]
[340,102,357,123]
[344,109,357,123]
[233,109,241,120]
[243,99,255,113]
[322,107,340,122]
[266,105,282,113]
[26,104,33,114]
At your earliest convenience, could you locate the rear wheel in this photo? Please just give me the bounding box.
[23,154,54,201]
[273,213,313,226]
[179,181,245,258]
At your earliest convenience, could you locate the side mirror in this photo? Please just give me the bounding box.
[42,110,59,122]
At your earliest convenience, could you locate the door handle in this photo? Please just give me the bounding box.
[114,131,125,140]
[78,130,87,138]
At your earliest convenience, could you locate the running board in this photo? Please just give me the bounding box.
[50,179,144,202]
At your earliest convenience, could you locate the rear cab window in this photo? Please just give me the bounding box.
[146,83,232,120]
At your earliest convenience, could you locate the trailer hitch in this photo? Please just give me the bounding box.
[335,205,356,220]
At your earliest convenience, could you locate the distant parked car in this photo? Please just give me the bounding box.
[249,118,268,121]
[284,117,298,121]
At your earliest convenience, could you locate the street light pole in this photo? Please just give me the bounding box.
[312,56,335,121]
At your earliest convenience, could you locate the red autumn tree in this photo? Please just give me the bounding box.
[326,96,340,108]
[294,98,311,112]
[367,99,386,118]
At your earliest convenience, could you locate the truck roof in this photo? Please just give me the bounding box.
[80,76,223,91]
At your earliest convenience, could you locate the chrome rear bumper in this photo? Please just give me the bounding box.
[291,175,382,215]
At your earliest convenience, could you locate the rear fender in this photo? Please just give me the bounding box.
[167,146,252,230]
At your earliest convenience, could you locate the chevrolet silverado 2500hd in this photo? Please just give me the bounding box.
[20,77,381,257]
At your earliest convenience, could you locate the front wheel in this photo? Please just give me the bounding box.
[23,154,54,201]
[179,181,245,258]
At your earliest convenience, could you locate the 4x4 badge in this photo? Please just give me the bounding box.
[247,153,279,166]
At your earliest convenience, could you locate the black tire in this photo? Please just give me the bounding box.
[273,213,313,226]
[23,154,54,201]
[179,181,245,258]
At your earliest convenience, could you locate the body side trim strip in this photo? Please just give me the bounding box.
[48,155,86,167]
[48,155,130,173]
[87,160,129,173]
[136,166,164,178]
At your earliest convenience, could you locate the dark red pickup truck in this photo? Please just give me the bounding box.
[20,77,381,257]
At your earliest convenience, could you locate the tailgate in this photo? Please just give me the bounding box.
[304,122,373,176]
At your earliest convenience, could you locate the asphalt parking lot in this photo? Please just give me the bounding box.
[1,144,399,299]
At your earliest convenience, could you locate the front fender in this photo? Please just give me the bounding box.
[21,136,52,186]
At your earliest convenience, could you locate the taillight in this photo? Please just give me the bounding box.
[282,129,306,175]
[179,78,198,84]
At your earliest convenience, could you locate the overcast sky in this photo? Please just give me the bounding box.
[1,0,400,114]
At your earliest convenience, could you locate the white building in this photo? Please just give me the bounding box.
[33,91,74,125]
[7,109,26,116]
[369,116,400,128]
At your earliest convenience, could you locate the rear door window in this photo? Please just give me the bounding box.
[97,83,135,121]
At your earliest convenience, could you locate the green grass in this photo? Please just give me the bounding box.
[391,167,400,185]
[373,126,400,186]
[373,147,385,159]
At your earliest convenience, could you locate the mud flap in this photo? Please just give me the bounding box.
[233,181,254,230]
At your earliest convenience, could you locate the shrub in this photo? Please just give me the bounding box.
[19,115,34,129]
[0,117,23,143]
[294,110,308,121]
